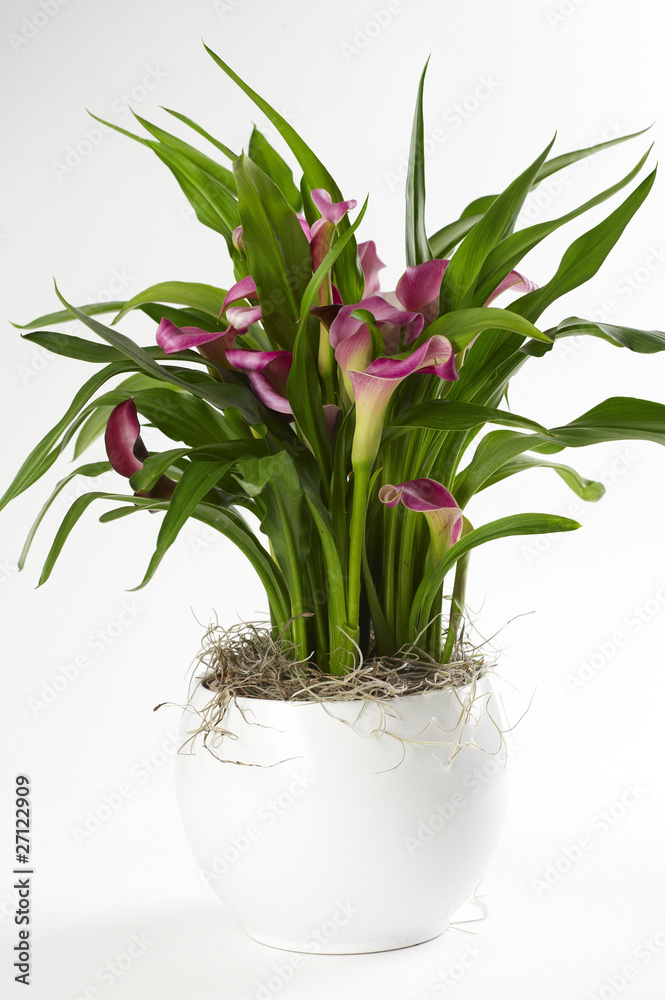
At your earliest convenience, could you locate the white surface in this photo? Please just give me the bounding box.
[1,0,664,997]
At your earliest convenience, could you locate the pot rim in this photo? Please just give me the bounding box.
[188,670,494,711]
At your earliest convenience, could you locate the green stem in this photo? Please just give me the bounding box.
[348,461,371,639]
[273,490,308,661]
[441,552,469,663]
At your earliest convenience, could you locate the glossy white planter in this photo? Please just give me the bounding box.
[175,676,509,954]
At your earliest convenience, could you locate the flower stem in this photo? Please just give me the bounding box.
[441,552,469,663]
[347,461,371,639]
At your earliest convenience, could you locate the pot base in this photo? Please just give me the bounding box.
[244,926,448,955]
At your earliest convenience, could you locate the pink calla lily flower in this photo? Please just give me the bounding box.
[395,260,538,325]
[349,335,458,465]
[105,399,174,500]
[329,296,425,396]
[225,348,294,415]
[309,188,358,279]
[311,188,358,227]
[156,318,241,367]
[156,276,262,365]
[358,240,386,295]
[379,477,463,558]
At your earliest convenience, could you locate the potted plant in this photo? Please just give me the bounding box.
[3,45,665,953]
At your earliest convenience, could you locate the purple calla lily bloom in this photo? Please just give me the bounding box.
[232,225,244,252]
[395,260,538,325]
[311,188,358,227]
[329,296,425,397]
[358,240,386,295]
[349,335,458,466]
[156,275,262,365]
[309,189,358,277]
[379,477,463,557]
[225,349,294,415]
[105,399,174,500]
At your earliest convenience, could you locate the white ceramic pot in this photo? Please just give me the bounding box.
[175,675,509,954]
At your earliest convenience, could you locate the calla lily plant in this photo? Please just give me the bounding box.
[5,46,665,675]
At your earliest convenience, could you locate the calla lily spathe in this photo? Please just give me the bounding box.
[349,336,458,466]
[225,348,294,415]
[105,399,174,500]
[395,259,537,321]
[328,296,424,396]
[379,478,463,559]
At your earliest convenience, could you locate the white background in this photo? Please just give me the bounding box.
[1,0,665,997]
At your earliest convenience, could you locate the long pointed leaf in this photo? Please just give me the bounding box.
[405,59,432,267]
[203,43,364,302]
[439,137,556,312]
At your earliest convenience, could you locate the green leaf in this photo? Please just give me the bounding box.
[439,136,555,312]
[248,126,302,213]
[21,331,124,363]
[428,214,483,260]
[74,405,114,458]
[392,399,551,436]
[38,491,166,585]
[129,449,189,493]
[88,112,239,244]
[203,43,364,302]
[473,149,652,307]
[405,58,432,267]
[535,126,652,184]
[18,462,112,571]
[134,459,231,588]
[233,151,311,347]
[0,361,141,511]
[411,513,581,633]
[548,395,665,448]
[187,438,269,462]
[52,286,265,424]
[235,451,310,599]
[113,281,227,325]
[522,315,665,357]
[422,306,551,351]
[132,111,237,194]
[481,454,606,502]
[454,396,665,504]
[513,169,657,322]
[454,430,552,506]
[13,301,127,330]
[161,107,237,162]
[191,502,291,627]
